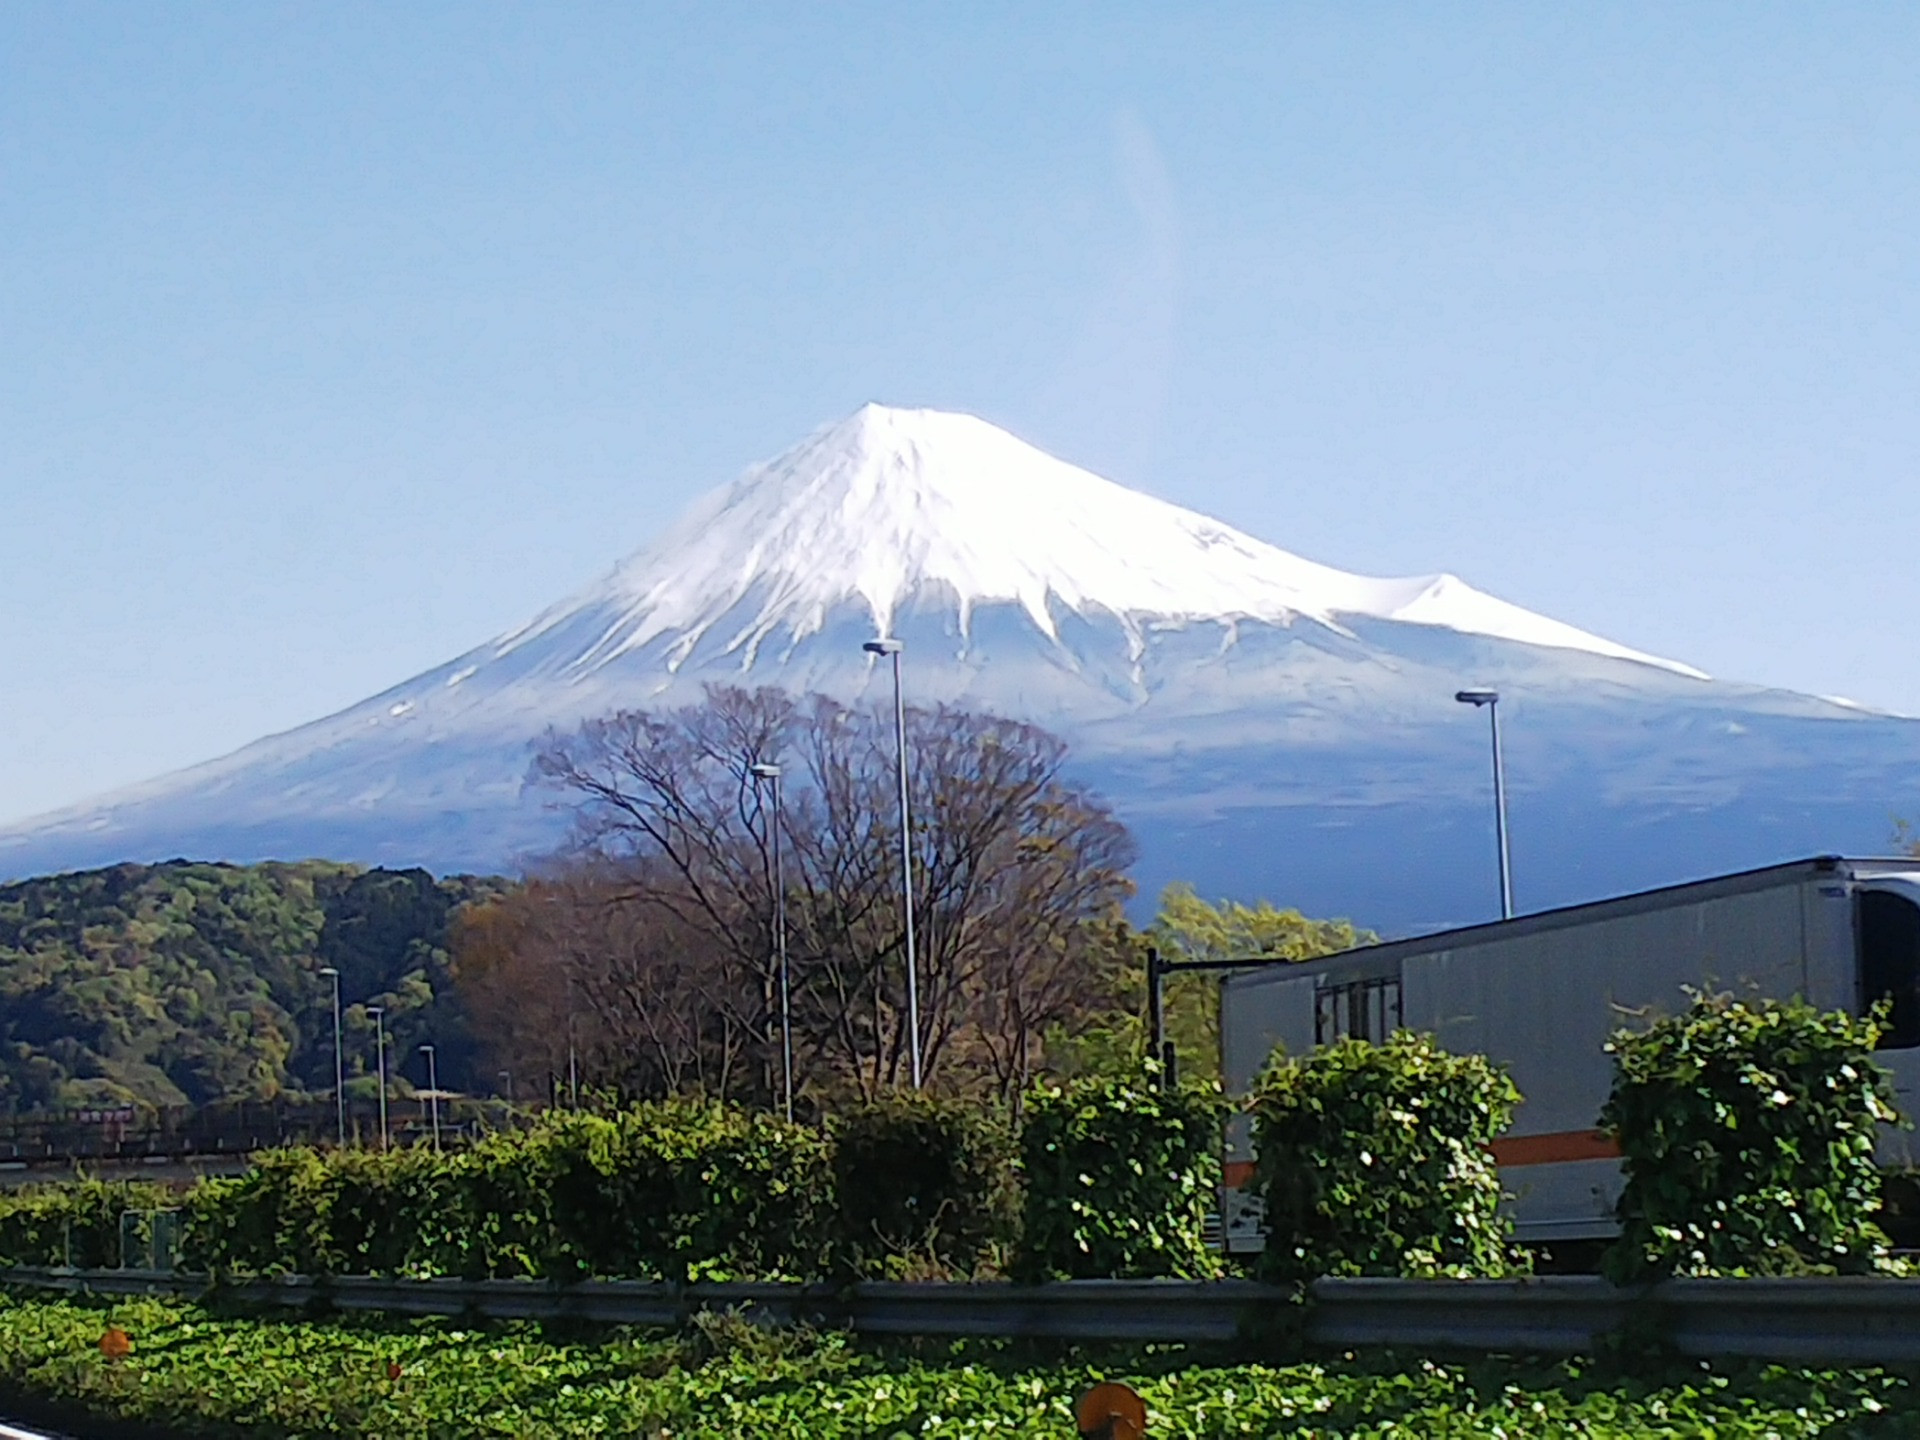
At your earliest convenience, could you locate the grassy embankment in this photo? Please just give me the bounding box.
[1,1287,1915,1438]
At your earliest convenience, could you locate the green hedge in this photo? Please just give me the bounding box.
[1015,1070,1225,1281]
[540,1102,829,1282]
[1601,992,1900,1280]
[0,1179,173,1269]
[7,1086,1230,1284]
[1249,1031,1524,1283]
[827,1094,1017,1279]
[180,1145,460,1277]
[181,1102,830,1282]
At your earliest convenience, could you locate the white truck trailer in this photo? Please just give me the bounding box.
[1217,856,1920,1249]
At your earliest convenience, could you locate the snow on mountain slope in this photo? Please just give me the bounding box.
[498,404,1703,678]
[2,404,1909,931]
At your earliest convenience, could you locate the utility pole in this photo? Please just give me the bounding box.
[863,636,922,1088]
[318,966,344,1146]
[419,1044,441,1153]
[367,1005,389,1150]
[750,761,795,1121]
[1455,688,1514,920]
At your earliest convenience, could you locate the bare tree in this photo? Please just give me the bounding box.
[530,688,796,1106]
[497,685,1136,1106]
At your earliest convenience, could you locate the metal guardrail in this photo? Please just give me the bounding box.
[9,1267,1920,1364]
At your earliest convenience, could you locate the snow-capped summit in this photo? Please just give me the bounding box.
[502,404,1700,677]
[1,403,1912,931]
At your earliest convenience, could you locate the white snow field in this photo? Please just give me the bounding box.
[2,405,1913,931]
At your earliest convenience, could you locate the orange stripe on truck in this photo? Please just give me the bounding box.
[1218,1130,1618,1188]
[1488,1130,1621,1166]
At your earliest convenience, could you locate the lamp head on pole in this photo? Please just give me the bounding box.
[318,966,338,979]
[862,638,903,656]
[1455,688,1499,708]
[749,762,781,781]
[419,1043,434,1057]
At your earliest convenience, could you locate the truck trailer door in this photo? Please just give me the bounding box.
[1859,882,1920,1164]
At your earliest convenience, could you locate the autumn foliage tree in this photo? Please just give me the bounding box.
[456,686,1136,1107]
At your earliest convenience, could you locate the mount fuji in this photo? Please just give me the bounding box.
[5,405,1915,932]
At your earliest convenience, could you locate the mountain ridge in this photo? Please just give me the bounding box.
[492,404,1705,678]
[2,405,1910,931]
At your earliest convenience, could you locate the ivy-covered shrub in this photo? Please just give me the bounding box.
[533,1101,830,1282]
[179,1102,831,1282]
[1015,1069,1226,1281]
[0,1179,171,1269]
[319,1145,462,1277]
[1250,1032,1524,1282]
[826,1094,1018,1278]
[1601,992,1900,1280]
[179,1147,345,1275]
[437,1123,564,1279]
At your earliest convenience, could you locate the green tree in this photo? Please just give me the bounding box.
[0,861,502,1113]
[1046,887,1372,1085]
[1153,884,1373,1082]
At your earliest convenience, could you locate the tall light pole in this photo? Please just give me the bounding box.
[318,966,344,1147]
[750,761,795,1122]
[1455,688,1513,920]
[563,969,580,1109]
[863,636,923,1089]
[567,1026,579,1109]
[367,1005,389,1150]
[419,1044,441,1153]
[498,1069,513,1107]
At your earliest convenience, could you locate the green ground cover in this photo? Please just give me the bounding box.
[1,1287,1915,1438]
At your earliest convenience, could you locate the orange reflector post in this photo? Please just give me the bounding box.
[1077,1380,1146,1440]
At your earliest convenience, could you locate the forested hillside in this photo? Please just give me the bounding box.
[0,861,503,1113]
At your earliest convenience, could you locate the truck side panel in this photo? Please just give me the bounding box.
[1403,878,1821,1140]
[1218,865,1885,1245]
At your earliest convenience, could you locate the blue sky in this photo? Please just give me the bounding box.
[4,4,1920,825]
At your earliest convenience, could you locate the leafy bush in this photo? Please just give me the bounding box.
[540,1101,830,1282]
[1015,1069,1225,1281]
[175,1102,830,1282]
[826,1094,1018,1278]
[435,1122,562,1279]
[179,1148,358,1276]
[178,1147,445,1277]
[0,1179,171,1269]
[1601,992,1900,1280]
[1250,1031,1524,1282]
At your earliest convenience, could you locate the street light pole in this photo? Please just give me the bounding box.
[419,1044,441,1153]
[1455,688,1513,920]
[563,970,580,1109]
[318,966,344,1147]
[750,761,794,1122]
[863,636,923,1089]
[367,1005,389,1151]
